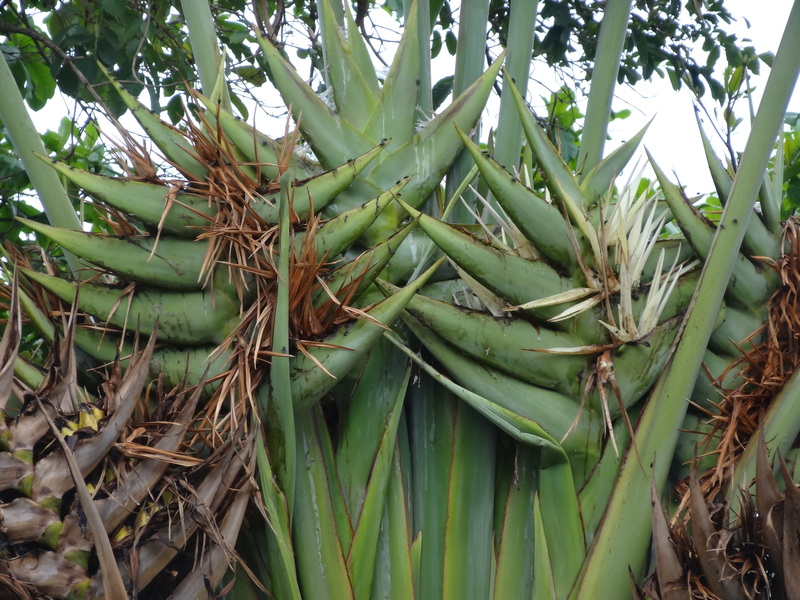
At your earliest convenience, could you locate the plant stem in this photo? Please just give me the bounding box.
[407,0,433,116]
[577,0,632,177]
[487,0,539,218]
[445,0,490,223]
[180,0,230,110]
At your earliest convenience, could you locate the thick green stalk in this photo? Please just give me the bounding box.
[256,400,300,595]
[180,0,230,110]
[409,374,456,600]
[347,372,410,600]
[492,445,537,599]
[576,0,633,176]
[390,327,588,594]
[336,340,410,522]
[329,0,344,23]
[0,53,83,276]
[574,3,800,597]
[370,448,416,600]
[405,0,433,115]
[441,404,496,600]
[450,0,490,114]
[292,409,354,599]
[268,171,296,512]
[539,458,585,598]
[445,0,490,222]
[764,132,784,233]
[491,0,538,174]
[532,494,557,598]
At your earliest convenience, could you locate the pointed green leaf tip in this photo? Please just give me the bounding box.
[367,51,506,209]
[579,122,650,205]
[318,0,378,129]
[455,125,580,272]
[17,217,208,291]
[20,269,238,345]
[257,33,375,167]
[362,0,420,146]
[100,64,209,180]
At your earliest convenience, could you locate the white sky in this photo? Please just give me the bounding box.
[28,1,799,198]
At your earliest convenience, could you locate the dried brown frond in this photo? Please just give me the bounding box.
[643,448,800,600]
[678,219,800,514]
[654,219,800,600]
[0,573,36,600]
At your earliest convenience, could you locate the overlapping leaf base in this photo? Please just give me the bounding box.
[2,0,797,597]
[0,295,251,599]
[643,438,800,600]
[0,81,430,598]
[384,65,793,598]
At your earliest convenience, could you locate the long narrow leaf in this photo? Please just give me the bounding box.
[533,494,558,600]
[255,427,302,600]
[292,408,355,599]
[370,447,417,600]
[319,0,378,128]
[347,364,412,599]
[577,0,633,175]
[180,0,230,109]
[0,53,84,276]
[492,445,537,600]
[266,171,296,511]
[444,0,491,222]
[441,403,496,600]
[363,0,420,146]
[491,2,539,176]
